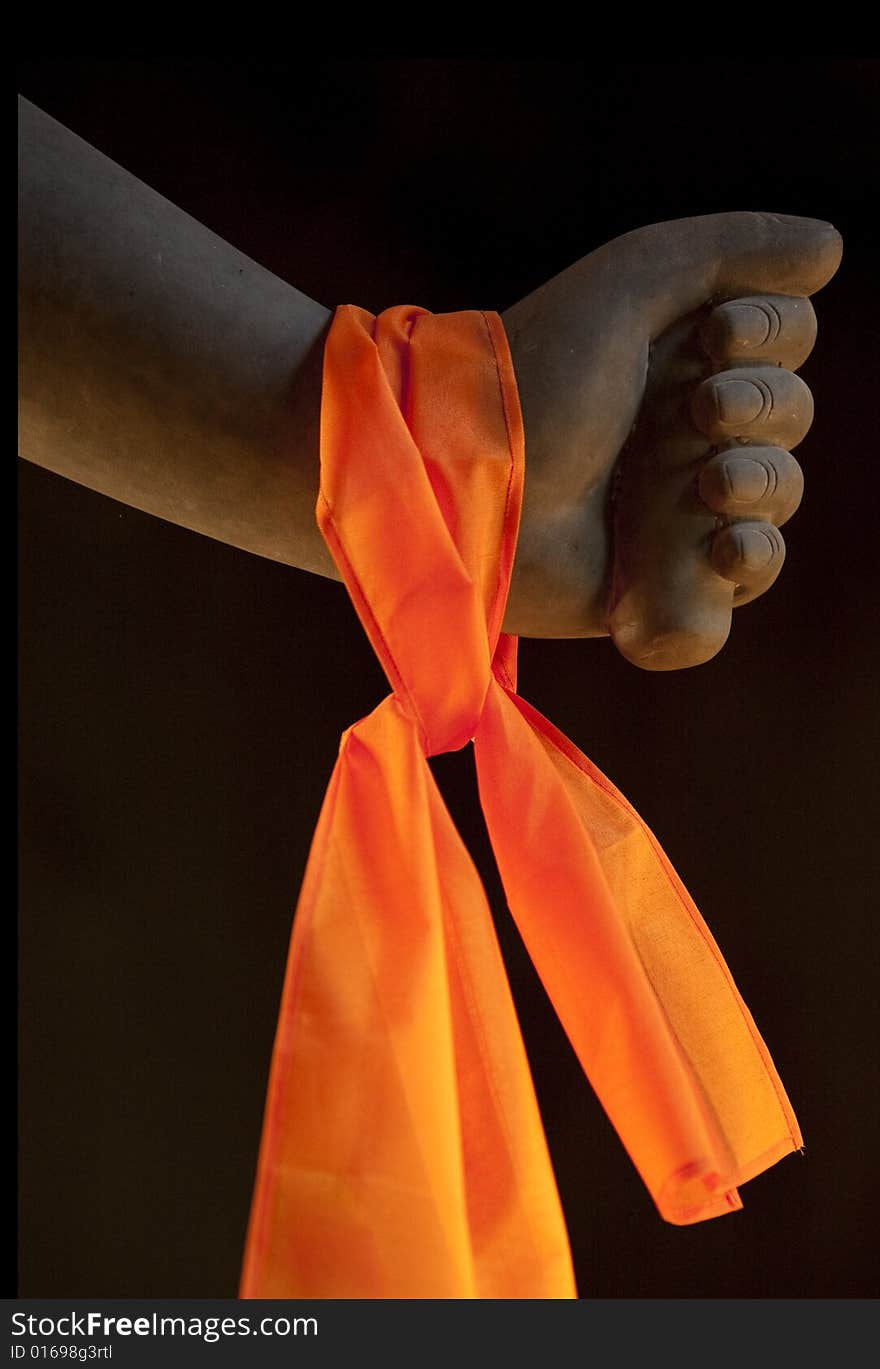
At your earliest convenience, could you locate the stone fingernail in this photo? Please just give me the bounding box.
[714,379,766,426]
[715,303,772,348]
[735,526,776,570]
[722,456,770,503]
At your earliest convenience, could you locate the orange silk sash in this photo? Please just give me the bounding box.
[239,304,802,1299]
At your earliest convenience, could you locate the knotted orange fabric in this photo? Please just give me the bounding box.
[239,304,803,1299]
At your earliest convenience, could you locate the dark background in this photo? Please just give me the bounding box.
[17,58,879,1298]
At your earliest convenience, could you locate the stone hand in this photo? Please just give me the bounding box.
[501,212,842,667]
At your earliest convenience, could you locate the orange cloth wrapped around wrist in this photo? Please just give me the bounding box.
[239,304,802,1299]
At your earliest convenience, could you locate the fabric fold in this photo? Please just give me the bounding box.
[474,669,802,1225]
[240,302,801,1298]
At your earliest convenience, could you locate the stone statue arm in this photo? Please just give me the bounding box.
[18,96,339,584]
[18,96,842,664]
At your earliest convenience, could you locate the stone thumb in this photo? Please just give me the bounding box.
[614,211,843,337]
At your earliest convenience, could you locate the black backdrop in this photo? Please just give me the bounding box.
[17,58,879,1299]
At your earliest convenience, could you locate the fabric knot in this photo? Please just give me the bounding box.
[316,305,520,755]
